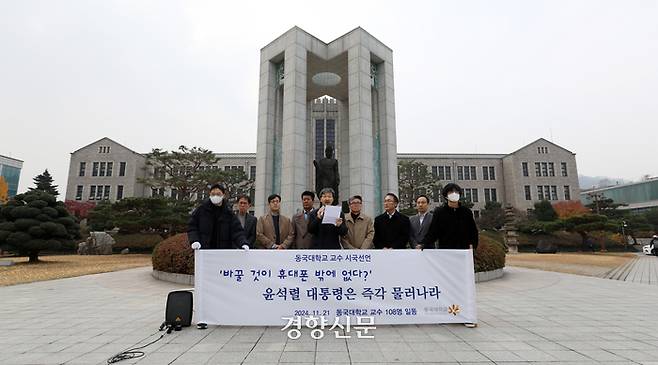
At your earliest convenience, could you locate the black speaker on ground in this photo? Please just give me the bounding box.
[165,290,193,328]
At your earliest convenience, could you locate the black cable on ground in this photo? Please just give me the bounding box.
[106,323,172,364]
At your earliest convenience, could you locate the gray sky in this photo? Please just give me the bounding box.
[2,0,657,196]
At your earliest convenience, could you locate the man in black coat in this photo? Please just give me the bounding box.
[308,188,347,249]
[373,193,410,249]
[236,194,257,247]
[420,183,478,251]
[188,183,250,250]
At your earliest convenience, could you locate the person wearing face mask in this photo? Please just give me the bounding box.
[420,183,478,251]
[188,183,250,250]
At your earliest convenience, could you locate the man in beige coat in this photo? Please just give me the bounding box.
[256,194,294,249]
[341,195,375,249]
[291,191,316,249]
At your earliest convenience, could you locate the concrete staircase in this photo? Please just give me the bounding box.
[601,254,658,285]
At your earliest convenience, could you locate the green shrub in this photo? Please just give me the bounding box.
[113,233,163,253]
[152,233,194,275]
[474,234,506,273]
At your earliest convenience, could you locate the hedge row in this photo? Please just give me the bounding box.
[152,233,506,275]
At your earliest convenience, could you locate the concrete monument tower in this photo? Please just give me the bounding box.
[255,27,398,217]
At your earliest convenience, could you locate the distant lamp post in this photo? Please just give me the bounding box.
[621,221,628,250]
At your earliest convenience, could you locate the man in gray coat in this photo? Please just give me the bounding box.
[409,195,435,249]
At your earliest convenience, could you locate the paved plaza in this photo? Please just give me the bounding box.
[1,262,658,365]
[602,254,658,285]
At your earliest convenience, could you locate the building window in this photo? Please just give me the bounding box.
[315,118,336,161]
[535,162,541,177]
[550,185,558,201]
[548,162,555,177]
[537,146,549,154]
[98,146,111,153]
[564,185,571,200]
[119,162,126,177]
[459,166,477,181]
[561,162,568,177]
[315,119,325,161]
[434,166,451,180]
[107,162,113,177]
[75,185,83,200]
[525,185,531,200]
[99,162,106,177]
[89,186,97,200]
[103,185,111,200]
[96,185,103,200]
[541,162,548,177]
[522,162,528,177]
[484,188,497,202]
[537,186,544,200]
[79,162,86,177]
[250,165,256,180]
[463,188,478,203]
[483,166,495,180]
[92,162,99,177]
[116,185,124,200]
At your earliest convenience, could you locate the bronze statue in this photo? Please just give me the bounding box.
[313,145,340,205]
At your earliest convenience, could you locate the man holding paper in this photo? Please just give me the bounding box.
[308,187,347,249]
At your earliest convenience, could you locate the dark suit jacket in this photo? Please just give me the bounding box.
[187,199,247,249]
[409,212,434,248]
[373,210,410,249]
[238,213,257,247]
[292,209,315,249]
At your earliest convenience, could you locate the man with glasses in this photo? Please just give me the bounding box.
[341,195,375,249]
[256,194,294,249]
[373,192,410,249]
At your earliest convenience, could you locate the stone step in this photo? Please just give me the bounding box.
[601,256,638,281]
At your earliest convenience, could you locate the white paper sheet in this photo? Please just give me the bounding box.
[321,205,341,225]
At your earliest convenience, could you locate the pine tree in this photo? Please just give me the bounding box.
[29,169,59,197]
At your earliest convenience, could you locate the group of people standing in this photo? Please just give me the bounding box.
[188,183,478,253]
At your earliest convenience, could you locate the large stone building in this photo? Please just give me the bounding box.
[64,138,148,203]
[65,137,580,217]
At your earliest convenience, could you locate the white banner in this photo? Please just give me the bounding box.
[194,250,477,326]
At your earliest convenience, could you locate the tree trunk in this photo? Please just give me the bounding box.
[28,251,39,263]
